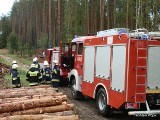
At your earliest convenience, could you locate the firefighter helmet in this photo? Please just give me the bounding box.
[12,60,17,64]
[53,60,58,64]
[43,60,49,66]
[33,57,38,62]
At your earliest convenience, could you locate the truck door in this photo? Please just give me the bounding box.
[60,42,70,77]
[61,43,70,66]
[74,43,83,76]
[70,43,77,69]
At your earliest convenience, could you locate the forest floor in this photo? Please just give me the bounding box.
[0,49,159,120]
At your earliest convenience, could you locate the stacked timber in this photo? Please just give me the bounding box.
[0,62,10,74]
[0,85,78,120]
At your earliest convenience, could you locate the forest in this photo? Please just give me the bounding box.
[0,0,160,56]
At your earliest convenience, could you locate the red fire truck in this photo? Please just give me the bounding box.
[60,31,160,116]
[47,47,70,85]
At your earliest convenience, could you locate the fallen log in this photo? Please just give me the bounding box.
[0,104,74,117]
[44,110,74,116]
[23,85,51,89]
[43,115,79,120]
[0,115,79,120]
[0,93,65,104]
[0,92,63,99]
[0,95,67,113]
[0,87,55,94]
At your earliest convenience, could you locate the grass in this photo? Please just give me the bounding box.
[7,54,32,66]
[1,49,33,66]
[4,69,29,87]
[0,57,29,87]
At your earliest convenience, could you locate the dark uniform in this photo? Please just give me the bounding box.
[33,61,42,82]
[26,66,41,86]
[33,61,41,70]
[11,69,21,88]
[10,63,17,75]
[42,66,52,84]
[51,65,60,92]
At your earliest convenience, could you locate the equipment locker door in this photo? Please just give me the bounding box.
[84,47,95,83]
[111,45,126,92]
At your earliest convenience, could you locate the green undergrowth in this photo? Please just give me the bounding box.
[7,54,32,66]
[0,57,29,87]
[1,51,32,66]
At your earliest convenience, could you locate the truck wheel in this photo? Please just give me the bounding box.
[71,79,84,100]
[96,88,111,117]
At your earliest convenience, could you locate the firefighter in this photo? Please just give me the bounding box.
[10,64,21,88]
[33,57,42,82]
[33,57,40,70]
[10,60,17,74]
[26,64,41,86]
[42,60,52,84]
[51,60,60,92]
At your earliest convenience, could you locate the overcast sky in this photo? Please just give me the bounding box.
[0,0,15,16]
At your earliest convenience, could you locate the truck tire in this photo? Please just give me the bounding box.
[96,88,111,117]
[71,79,84,100]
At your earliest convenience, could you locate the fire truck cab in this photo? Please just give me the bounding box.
[62,31,160,117]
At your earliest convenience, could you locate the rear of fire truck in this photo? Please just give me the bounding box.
[126,37,160,116]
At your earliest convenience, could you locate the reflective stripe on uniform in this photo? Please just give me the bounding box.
[12,84,20,87]
[12,77,17,80]
[39,75,42,79]
[46,74,50,77]
[51,79,59,82]
[53,69,57,74]
[54,88,58,90]
[29,71,38,76]
[45,81,51,84]
[35,64,38,68]
[29,82,38,86]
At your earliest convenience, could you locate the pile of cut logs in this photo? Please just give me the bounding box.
[0,85,78,120]
[0,62,10,78]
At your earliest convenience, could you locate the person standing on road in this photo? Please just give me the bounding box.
[10,64,21,88]
[42,60,52,84]
[51,60,60,92]
[26,64,41,86]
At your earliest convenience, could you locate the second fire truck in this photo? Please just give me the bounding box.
[58,28,160,117]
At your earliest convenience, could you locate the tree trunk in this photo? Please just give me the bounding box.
[100,0,104,30]
[0,96,67,113]
[0,104,74,117]
[126,0,129,28]
[56,0,61,46]
[0,115,78,120]
[153,0,158,30]
[0,94,66,104]
[113,0,116,28]
[107,0,110,29]
[43,0,46,33]
[48,0,52,47]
